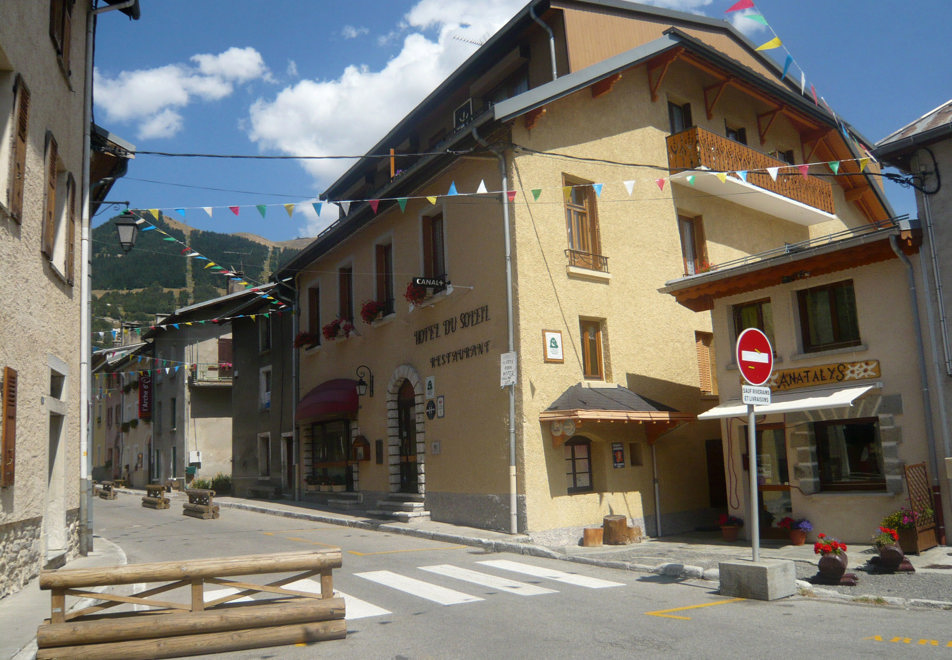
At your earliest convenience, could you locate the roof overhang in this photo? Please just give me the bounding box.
[698,384,881,420]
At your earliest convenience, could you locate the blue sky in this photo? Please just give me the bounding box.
[92,0,952,241]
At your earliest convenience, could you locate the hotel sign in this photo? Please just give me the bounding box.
[763,360,880,392]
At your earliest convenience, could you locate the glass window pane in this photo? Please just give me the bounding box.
[576,473,590,488]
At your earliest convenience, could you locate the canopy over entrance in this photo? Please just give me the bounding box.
[297,379,358,421]
[697,384,880,420]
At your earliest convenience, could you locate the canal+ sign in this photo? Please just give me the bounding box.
[735,328,773,386]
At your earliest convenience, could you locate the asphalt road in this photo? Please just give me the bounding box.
[94,498,952,659]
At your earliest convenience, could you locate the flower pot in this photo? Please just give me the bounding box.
[789,529,807,546]
[721,525,740,542]
[331,484,346,492]
[878,544,904,571]
[817,552,848,581]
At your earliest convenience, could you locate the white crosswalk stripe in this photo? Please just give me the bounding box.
[476,559,625,588]
[355,570,484,605]
[284,578,392,620]
[419,564,558,596]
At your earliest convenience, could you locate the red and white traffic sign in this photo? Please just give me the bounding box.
[736,328,774,386]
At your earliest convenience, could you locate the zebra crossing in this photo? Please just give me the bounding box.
[286,560,624,620]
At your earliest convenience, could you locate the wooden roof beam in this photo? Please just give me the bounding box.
[591,73,622,99]
[647,49,683,102]
[704,78,731,120]
[757,107,782,145]
[525,106,546,130]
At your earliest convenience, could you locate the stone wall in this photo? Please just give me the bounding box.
[0,516,42,599]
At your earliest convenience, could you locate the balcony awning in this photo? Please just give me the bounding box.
[297,379,358,421]
[697,384,880,420]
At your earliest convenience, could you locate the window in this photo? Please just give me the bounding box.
[677,215,707,275]
[580,319,604,380]
[375,242,395,314]
[169,397,177,431]
[797,280,860,352]
[771,149,795,165]
[565,437,593,493]
[42,133,76,284]
[668,101,692,134]
[422,213,446,279]
[695,331,717,395]
[1,73,29,222]
[732,299,774,347]
[564,176,605,271]
[259,367,272,410]
[106,405,113,428]
[814,418,885,491]
[338,265,353,322]
[726,124,747,145]
[49,0,74,76]
[257,433,271,478]
[307,286,321,344]
[258,315,271,352]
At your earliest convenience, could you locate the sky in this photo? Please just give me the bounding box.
[91,0,952,242]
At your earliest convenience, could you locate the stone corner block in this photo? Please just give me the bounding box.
[718,559,796,601]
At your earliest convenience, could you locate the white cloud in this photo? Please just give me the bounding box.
[341,25,369,39]
[94,47,271,139]
[637,0,714,12]
[286,59,299,78]
[727,8,769,37]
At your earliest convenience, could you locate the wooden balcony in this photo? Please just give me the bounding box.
[666,127,834,218]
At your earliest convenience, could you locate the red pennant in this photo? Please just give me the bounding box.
[810,85,818,106]
[798,164,809,178]
[229,206,240,215]
[656,178,666,191]
[369,199,380,214]
[507,190,516,202]
[725,0,754,12]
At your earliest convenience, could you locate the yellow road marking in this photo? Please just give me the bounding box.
[645,598,744,620]
[348,545,468,556]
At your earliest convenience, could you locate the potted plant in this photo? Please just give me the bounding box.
[882,507,934,554]
[360,299,385,324]
[871,525,904,571]
[718,513,743,542]
[405,281,427,306]
[777,516,812,545]
[330,474,346,493]
[322,319,342,341]
[813,532,848,581]
[294,331,319,349]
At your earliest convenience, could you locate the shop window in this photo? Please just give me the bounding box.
[42,133,76,284]
[668,101,692,134]
[49,0,74,77]
[564,175,606,272]
[257,433,271,477]
[422,213,446,279]
[1,73,29,222]
[338,265,353,322]
[678,214,707,275]
[797,280,860,353]
[580,319,604,380]
[732,298,774,347]
[814,418,885,491]
[375,241,395,314]
[695,331,717,395]
[565,437,593,494]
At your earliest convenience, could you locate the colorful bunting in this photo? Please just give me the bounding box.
[592,183,603,197]
[736,170,748,182]
[623,180,635,196]
[828,161,840,174]
[426,196,437,205]
[256,205,267,218]
[340,201,350,215]
[531,189,542,201]
[312,202,322,216]
[229,206,240,216]
[506,190,517,203]
[397,198,408,212]
[716,172,728,183]
[725,0,754,11]
[174,208,185,218]
[686,175,695,186]
[447,182,458,196]
[781,55,793,80]
[766,167,779,181]
[203,207,213,217]
[798,164,810,178]
[284,204,295,218]
[744,13,769,26]
[755,37,782,51]
[859,158,869,173]
[476,180,488,194]
[655,178,666,191]
[369,199,380,214]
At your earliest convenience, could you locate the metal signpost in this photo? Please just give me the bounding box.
[735,328,774,562]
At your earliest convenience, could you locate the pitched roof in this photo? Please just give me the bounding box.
[875,99,952,157]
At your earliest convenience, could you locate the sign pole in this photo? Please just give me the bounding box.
[748,403,759,562]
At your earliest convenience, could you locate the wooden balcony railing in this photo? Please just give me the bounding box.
[666,127,834,214]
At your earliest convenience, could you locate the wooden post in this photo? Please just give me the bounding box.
[191,579,204,612]
[321,568,333,599]
[582,527,603,547]
[50,589,66,624]
[603,515,634,545]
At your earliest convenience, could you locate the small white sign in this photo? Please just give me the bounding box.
[500,351,517,387]
[742,385,771,405]
[425,376,435,400]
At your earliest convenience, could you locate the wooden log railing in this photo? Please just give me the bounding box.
[142,484,170,510]
[183,488,219,520]
[98,482,117,500]
[36,549,345,659]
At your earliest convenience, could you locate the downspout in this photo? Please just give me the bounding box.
[291,294,299,501]
[890,233,946,544]
[529,4,558,82]
[651,442,661,538]
[473,127,518,534]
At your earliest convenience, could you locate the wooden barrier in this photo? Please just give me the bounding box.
[36,549,345,659]
[98,483,117,500]
[183,488,218,520]
[141,484,170,510]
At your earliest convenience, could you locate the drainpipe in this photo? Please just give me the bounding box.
[890,233,946,544]
[473,128,518,534]
[529,4,558,82]
[651,443,662,538]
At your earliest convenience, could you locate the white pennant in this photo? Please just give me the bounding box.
[800,72,805,95]
[476,179,488,194]
[766,167,779,181]
[340,200,351,215]
[623,180,635,196]
[203,207,213,217]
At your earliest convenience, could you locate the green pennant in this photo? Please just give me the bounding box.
[531,189,542,201]
[744,13,769,26]
[828,161,841,174]
[397,198,408,213]
[256,205,267,218]
[163,237,176,242]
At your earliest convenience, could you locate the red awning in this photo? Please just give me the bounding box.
[297,379,358,420]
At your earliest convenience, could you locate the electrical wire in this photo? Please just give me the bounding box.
[134,148,473,160]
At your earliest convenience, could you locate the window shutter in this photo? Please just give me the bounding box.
[375,244,386,303]
[695,331,715,394]
[61,0,73,76]
[217,337,233,364]
[42,134,58,258]
[66,173,76,284]
[10,76,29,223]
[422,216,434,277]
[2,367,17,487]
[694,216,708,269]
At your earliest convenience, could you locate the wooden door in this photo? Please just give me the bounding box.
[397,380,417,493]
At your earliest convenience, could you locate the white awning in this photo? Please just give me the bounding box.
[697,384,881,420]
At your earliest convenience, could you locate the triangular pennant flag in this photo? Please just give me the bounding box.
[755,37,782,51]
[810,85,818,106]
[828,161,840,174]
[140,225,156,232]
[162,237,176,242]
[204,261,216,269]
[397,198,408,212]
[174,208,185,218]
[506,190,516,203]
[781,55,793,81]
[229,206,240,216]
[250,315,257,322]
[766,167,779,181]
[284,204,295,217]
[744,13,769,26]
[426,196,437,205]
[531,189,542,201]
[798,164,810,178]
[256,205,267,218]
[447,182,458,196]
[716,172,728,183]
[312,202,322,216]
[686,175,696,186]
[592,183,603,197]
[859,158,869,173]
[369,199,379,214]
[340,200,350,215]
[186,252,199,257]
[476,180,488,194]
[800,72,806,95]
[655,178,666,191]
[736,170,748,182]
[172,323,180,330]
[623,180,635,196]
[165,367,171,375]
[203,207,213,217]
[725,0,754,11]
[149,209,160,220]
[562,186,572,201]
[195,255,208,261]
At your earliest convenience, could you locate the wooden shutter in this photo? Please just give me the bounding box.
[42,134,58,258]
[61,0,73,76]
[66,173,76,284]
[308,287,320,335]
[217,338,233,364]
[1,367,17,487]
[695,331,716,394]
[694,216,708,269]
[10,75,29,222]
[422,216,435,277]
[375,244,386,303]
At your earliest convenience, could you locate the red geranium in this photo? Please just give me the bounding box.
[813,532,847,555]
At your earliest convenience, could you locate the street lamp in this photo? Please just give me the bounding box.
[114,211,139,252]
[356,365,374,397]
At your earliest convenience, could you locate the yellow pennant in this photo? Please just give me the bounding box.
[859,158,869,173]
[250,314,257,322]
[149,209,161,220]
[755,37,782,51]
[284,204,295,217]
[426,196,437,205]
[204,261,216,269]
[716,172,728,183]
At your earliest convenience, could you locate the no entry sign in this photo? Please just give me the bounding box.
[736,328,773,386]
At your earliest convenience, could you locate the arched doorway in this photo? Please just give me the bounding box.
[397,380,418,493]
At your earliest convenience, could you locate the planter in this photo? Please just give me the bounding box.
[720,525,740,542]
[330,484,346,493]
[319,484,331,492]
[817,552,848,581]
[788,529,807,546]
[878,544,905,571]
